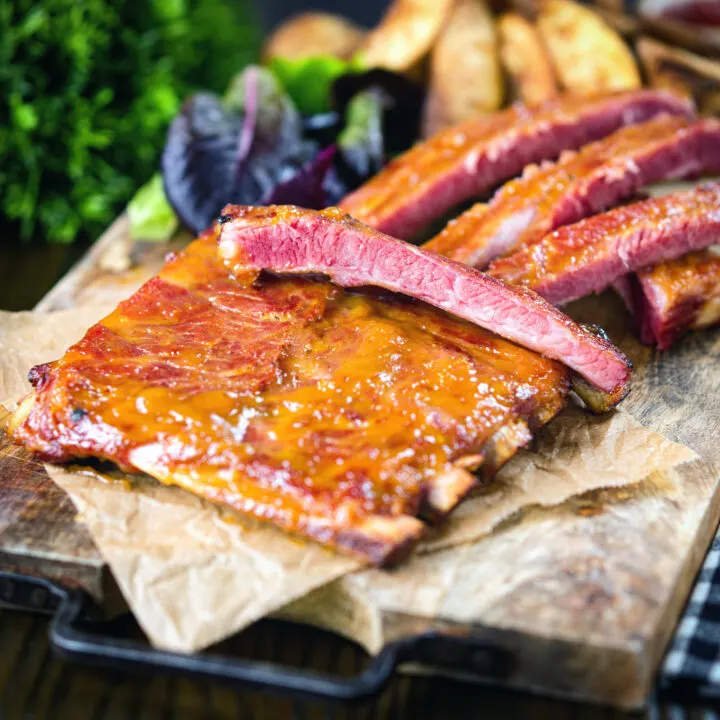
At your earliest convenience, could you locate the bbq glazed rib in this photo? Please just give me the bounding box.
[339,89,692,239]
[630,249,720,349]
[8,231,572,565]
[217,205,631,411]
[426,116,720,268]
[486,183,720,307]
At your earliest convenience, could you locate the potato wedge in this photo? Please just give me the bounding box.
[636,37,695,101]
[423,0,503,135]
[537,0,641,94]
[592,0,625,12]
[263,12,366,62]
[357,0,454,72]
[702,90,720,116]
[499,13,557,105]
[637,36,720,113]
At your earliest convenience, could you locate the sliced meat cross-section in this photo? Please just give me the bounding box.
[217,205,632,410]
[486,183,720,306]
[426,116,720,268]
[339,90,693,239]
[632,248,720,349]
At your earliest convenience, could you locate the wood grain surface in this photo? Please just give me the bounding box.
[0,605,712,720]
[0,418,103,600]
[1,215,719,715]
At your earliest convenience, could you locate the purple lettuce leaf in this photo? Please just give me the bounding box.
[263,146,337,208]
[162,66,321,234]
[229,66,318,202]
[161,92,243,234]
[332,69,425,155]
[160,65,421,233]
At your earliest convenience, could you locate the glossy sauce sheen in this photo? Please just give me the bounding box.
[486,183,720,306]
[217,205,632,404]
[427,116,703,267]
[9,234,570,562]
[339,90,693,239]
[637,248,720,348]
[340,106,530,229]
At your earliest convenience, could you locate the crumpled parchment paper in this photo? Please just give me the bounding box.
[0,309,697,652]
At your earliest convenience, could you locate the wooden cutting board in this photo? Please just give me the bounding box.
[1,214,719,709]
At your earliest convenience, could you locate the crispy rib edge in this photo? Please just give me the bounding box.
[8,373,568,565]
[5,392,34,437]
[6,392,439,566]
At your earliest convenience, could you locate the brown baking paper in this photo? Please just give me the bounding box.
[345,428,697,630]
[45,466,359,652]
[288,460,707,656]
[0,309,696,653]
[0,308,112,404]
[419,406,696,553]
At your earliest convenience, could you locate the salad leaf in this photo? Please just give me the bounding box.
[127,174,178,241]
[162,66,320,233]
[337,90,385,180]
[302,112,342,147]
[319,89,387,205]
[332,69,425,155]
[264,146,337,207]
[269,56,363,115]
[159,64,420,233]
[228,66,317,203]
[161,92,244,234]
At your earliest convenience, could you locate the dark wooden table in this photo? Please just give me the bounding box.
[0,240,91,312]
[0,601,716,720]
[0,240,712,719]
[0,605,676,720]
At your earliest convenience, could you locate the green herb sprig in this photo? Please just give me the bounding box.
[1,0,259,244]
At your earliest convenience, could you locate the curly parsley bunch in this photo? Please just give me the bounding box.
[1,0,259,243]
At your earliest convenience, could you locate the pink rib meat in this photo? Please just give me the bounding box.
[217,205,631,407]
[631,249,720,349]
[426,116,720,268]
[339,90,693,239]
[487,183,720,305]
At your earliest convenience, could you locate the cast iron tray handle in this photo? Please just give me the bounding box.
[0,570,514,703]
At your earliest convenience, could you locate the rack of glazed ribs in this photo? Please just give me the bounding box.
[2,88,720,709]
[8,218,619,564]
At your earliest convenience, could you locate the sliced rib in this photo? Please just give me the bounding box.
[339,90,692,239]
[486,183,720,306]
[217,205,631,410]
[427,116,720,268]
[633,248,720,349]
[8,233,570,565]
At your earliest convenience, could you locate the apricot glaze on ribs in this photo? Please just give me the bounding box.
[631,249,720,349]
[339,89,692,239]
[8,229,573,565]
[217,205,631,411]
[486,183,720,307]
[425,116,720,268]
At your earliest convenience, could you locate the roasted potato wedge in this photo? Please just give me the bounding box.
[357,0,454,72]
[702,90,720,116]
[637,36,720,113]
[423,0,503,135]
[537,0,641,94]
[263,12,366,62]
[636,37,695,101]
[593,0,624,10]
[499,13,557,105]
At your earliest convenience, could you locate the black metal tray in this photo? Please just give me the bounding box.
[2,567,714,710]
[0,569,519,704]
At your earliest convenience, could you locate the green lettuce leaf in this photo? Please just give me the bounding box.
[127,174,178,241]
[269,56,365,115]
